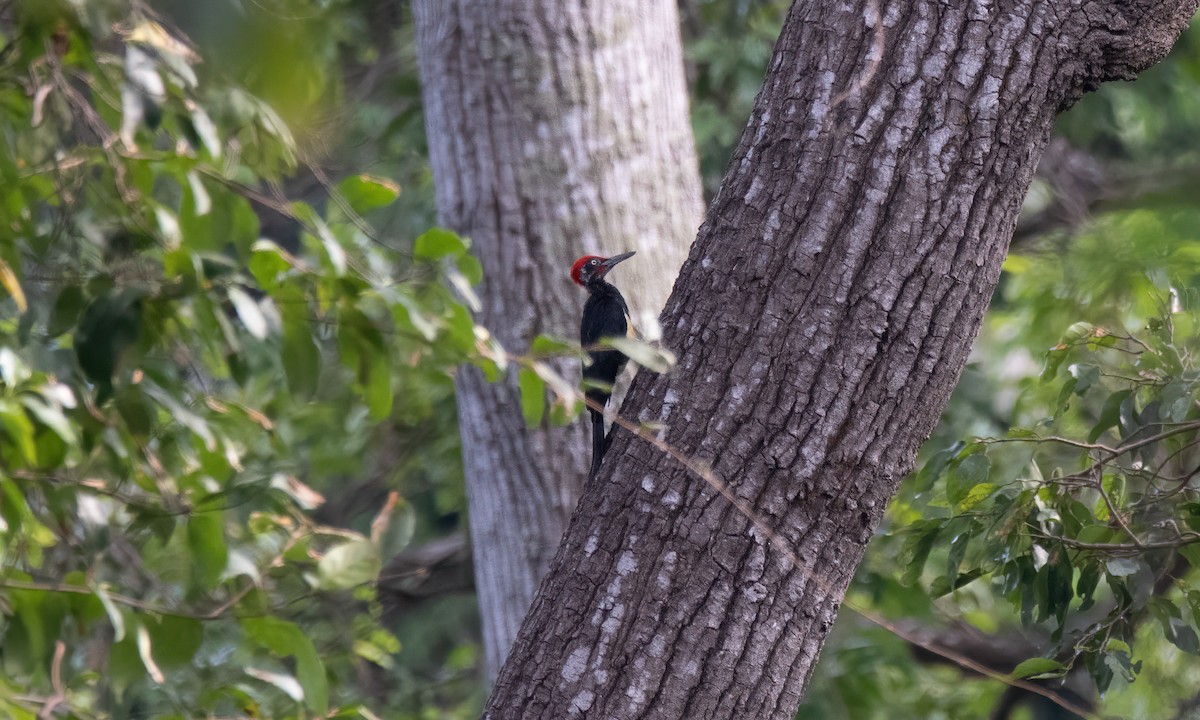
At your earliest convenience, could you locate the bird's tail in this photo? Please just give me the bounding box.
[589,408,606,480]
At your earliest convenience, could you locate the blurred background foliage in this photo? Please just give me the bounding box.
[0,0,1198,718]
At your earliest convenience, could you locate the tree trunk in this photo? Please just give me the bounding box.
[485,0,1196,717]
[412,0,703,679]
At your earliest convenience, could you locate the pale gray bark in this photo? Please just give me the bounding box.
[485,0,1197,717]
[412,0,703,679]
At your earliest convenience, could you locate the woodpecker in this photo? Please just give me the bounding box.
[571,251,636,479]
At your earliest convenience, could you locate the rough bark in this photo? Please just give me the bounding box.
[485,0,1197,717]
[412,1,703,679]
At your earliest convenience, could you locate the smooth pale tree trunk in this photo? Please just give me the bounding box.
[412,1,703,679]
[485,0,1197,717]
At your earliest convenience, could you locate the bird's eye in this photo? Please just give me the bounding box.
[590,259,599,266]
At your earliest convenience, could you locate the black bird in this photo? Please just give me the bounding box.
[571,251,635,479]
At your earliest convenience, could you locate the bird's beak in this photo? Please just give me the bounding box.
[601,251,635,271]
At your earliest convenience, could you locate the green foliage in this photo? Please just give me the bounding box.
[683,0,790,195]
[0,3,486,717]
[2,2,1196,719]
[811,211,1200,716]
[904,308,1200,683]
[799,622,1005,720]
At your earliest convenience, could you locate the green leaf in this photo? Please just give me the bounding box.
[246,667,305,702]
[1118,392,1140,438]
[1044,555,1073,623]
[115,385,154,439]
[0,348,31,387]
[441,303,476,353]
[602,337,677,374]
[241,616,328,713]
[1005,427,1039,440]
[1164,617,1200,654]
[1012,657,1067,679]
[149,615,204,668]
[1063,321,1097,344]
[447,264,482,312]
[1181,542,1200,571]
[1089,391,1132,441]
[457,253,484,285]
[108,630,145,697]
[946,454,990,507]
[229,287,269,339]
[186,170,211,216]
[316,538,380,591]
[1162,380,1193,423]
[1088,645,1114,694]
[136,623,165,684]
[1077,563,1101,609]
[47,285,84,337]
[9,582,69,666]
[1087,329,1118,351]
[958,482,997,511]
[901,522,942,586]
[1003,254,1033,275]
[0,700,37,720]
[366,350,392,421]
[277,287,319,398]
[230,194,262,249]
[119,78,148,147]
[0,257,26,313]
[249,240,294,290]
[294,203,346,274]
[912,442,961,492]
[1068,363,1099,395]
[1076,524,1113,544]
[190,105,221,157]
[187,510,229,591]
[532,334,580,358]
[390,290,438,342]
[1101,472,1126,511]
[75,289,143,401]
[143,383,216,451]
[338,174,400,213]
[518,367,546,427]
[20,395,76,446]
[354,638,396,668]
[154,205,182,249]
[414,227,467,259]
[0,400,36,465]
[1106,557,1142,577]
[944,522,974,583]
[1105,638,1132,656]
[93,585,126,642]
[1042,347,1069,381]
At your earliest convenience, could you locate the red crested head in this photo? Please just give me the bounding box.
[570,251,635,287]
[571,255,603,286]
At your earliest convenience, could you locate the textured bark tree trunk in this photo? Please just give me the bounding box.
[412,1,703,680]
[485,0,1197,717]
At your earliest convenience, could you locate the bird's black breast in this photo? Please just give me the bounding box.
[580,283,631,347]
[580,282,632,401]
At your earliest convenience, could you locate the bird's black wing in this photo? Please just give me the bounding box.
[581,286,632,403]
[580,284,631,347]
[580,283,633,480]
